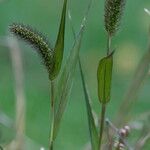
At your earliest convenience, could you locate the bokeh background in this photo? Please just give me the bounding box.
[0,0,150,149]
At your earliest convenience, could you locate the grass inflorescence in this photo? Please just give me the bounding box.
[104,0,126,36]
[10,23,54,80]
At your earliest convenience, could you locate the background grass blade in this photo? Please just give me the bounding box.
[53,0,92,138]
[7,37,25,150]
[51,0,67,80]
[53,25,85,139]
[97,53,113,104]
[79,59,99,150]
[116,44,150,126]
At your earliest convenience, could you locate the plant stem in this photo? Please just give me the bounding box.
[107,35,112,55]
[50,80,55,150]
[99,104,106,149]
[99,35,111,150]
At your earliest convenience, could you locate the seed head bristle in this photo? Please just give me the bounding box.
[104,0,125,36]
[10,23,54,79]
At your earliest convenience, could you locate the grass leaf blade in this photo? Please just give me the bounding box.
[116,45,150,126]
[51,0,67,80]
[79,59,99,150]
[53,26,85,139]
[97,53,113,104]
[53,0,92,139]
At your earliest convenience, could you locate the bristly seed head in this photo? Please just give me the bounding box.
[104,0,126,36]
[10,23,55,80]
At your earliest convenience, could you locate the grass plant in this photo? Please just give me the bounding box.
[0,0,149,149]
[10,0,67,149]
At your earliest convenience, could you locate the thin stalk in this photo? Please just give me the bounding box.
[116,44,150,126]
[107,35,112,55]
[8,37,25,150]
[99,35,112,149]
[99,104,106,149]
[106,121,113,150]
[50,80,55,150]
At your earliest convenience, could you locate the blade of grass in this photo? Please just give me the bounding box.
[53,0,92,139]
[49,0,67,149]
[116,44,150,126]
[68,1,96,149]
[51,0,67,80]
[79,59,99,150]
[97,53,113,104]
[135,133,150,150]
[53,25,85,139]
[97,52,113,149]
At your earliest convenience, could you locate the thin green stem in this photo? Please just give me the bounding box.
[98,104,106,149]
[50,80,55,150]
[98,35,112,149]
[107,35,112,55]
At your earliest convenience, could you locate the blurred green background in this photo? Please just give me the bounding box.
[0,0,150,149]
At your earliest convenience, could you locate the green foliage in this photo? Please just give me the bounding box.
[9,0,68,149]
[79,60,99,150]
[51,0,67,80]
[97,52,113,104]
[52,0,92,141]
[53,25,85,139]
[2,0,149,149]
